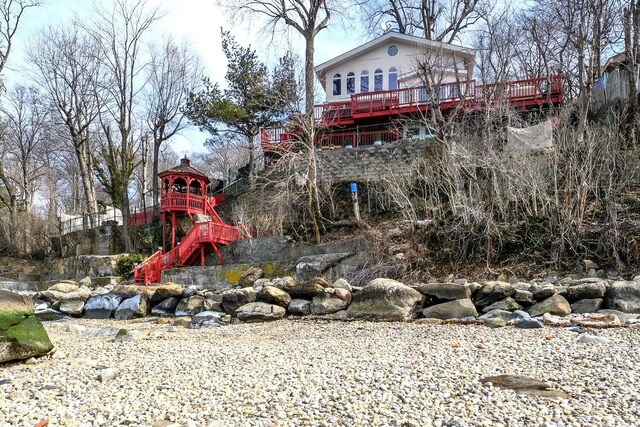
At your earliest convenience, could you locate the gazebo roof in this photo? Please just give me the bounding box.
[159,157,210,184]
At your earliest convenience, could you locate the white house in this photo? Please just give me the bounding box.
[314,32,476,103]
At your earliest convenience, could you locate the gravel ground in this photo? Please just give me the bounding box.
[1,319,639,427]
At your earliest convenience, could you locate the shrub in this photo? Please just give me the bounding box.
[115,253,147,277]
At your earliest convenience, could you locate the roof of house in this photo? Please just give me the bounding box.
[159,157,210,183]
[314,31,476,82]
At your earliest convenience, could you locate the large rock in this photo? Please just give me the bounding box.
[481,297,521,313]
[0,290,54,363]
[151,297,180,316]
[533,283,556,301]
[59,286,92,303]
[236,302,285,322]
[474,281,515,307]
[527,294,571,317]
[257,286,292,307]
[288,299,311,316]
[564,281,606,302]
[423,299,478,320]
[59,299,85,317]
[175,296,205,317]
[84,293,123,319]
[239,267,264,287]
[203,295,223,312]
[189,311,229,328]
[332,278,353,292]
[114,294,150,320]
[416,283,471,300]
[310,293,349,315]
[287,282,326,299]
[570,298,603,314]
[605,281,640,313]
[347,278,423,321]
[221,288,256,314]
[150,283,185,303]
[48,281,79,294]
[513,290,535,305]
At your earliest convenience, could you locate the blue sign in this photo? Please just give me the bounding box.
[350,183,358,193]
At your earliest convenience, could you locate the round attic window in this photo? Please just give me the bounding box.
[387,45,398,56]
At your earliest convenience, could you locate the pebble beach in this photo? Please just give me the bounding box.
[1,319,639,427]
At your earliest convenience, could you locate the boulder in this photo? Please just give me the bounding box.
[59,299,85,317]
[183,285,198,298]
[416,283,471,300]
[474,281,515,307]
[48,281,79,294]
[114,294,150,320]
[347,278,423,321]
[38,290,66,305]
[571,313,621,328]
[221,288,256,314]
[332,278,353,292]
[288,299,311,316]
[239,267,264,287]
[481,297,522,313]
[570,298,603,314]
[513,290,535,305]
[79,276,92,287]
[0,290,54,363]
[605,281,640,313]
[236,302,285,322]
[257,286,291,307]
[564,281,607,302]
[271,277,296,292]
[150,282,185,303]
[189,311,229,328]
[422,299,478,320]
[516,318,543,329]
[35,308,68,322]
[333,288,352,303]
[310,293,349,315]
[597,309,639,323]
[479,309,512,322]
[175,296,205,317]
[484,318,507,328]
[151,297,180,316]
[533,283,556,301]
[287,282,326,299]
[527,294,571,317]
[84,293,123,319]
[508,310,531,323]
[203,295,223,312]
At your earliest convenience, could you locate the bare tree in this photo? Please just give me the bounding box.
[146,38,202,215]
[623,0,640,147]
[0,0,41,79]
[358,0,486,43]
[29,23,101,221]
[87,0,161,252]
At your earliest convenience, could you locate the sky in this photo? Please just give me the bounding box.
[5,0,364,155]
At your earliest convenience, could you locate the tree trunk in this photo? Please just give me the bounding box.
[121,187,133,252]
[304,34,315,121]
[75,139,98,223]
[152,140,161,217]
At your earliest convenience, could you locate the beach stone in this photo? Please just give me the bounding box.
[114,294,150,320]
[423,299,478,320]
[480,375,569,399]
[416,283,471,300]
[100,368,118,382]
[221,288,256,314]
[474,281,514,307]
[516,318,543,329]
[570,298,603,314]
[513,290,535,304]
[571,313,621,328]
[239,267,264,287]
[577,334,609,344]
[333,288,352,303]
[236,302,285,322]
[605,281,640,313]
[287,282,326,299]
[481,297,521,313]
[479,309,512,322]
[151,297,180,316]
[597,309,639,323]
[533,283,556,300]
[564,281,606,302]
[189,311,228,328]
[59,299,85,317]
[0,290,54,364]
[347,278,423,321]
[528,294,571,317]
[35,308,67,322]
[175,296,205,317]
[332,278,352,292]
[310,293,349,315]
[257,286,291,307]
[287,299,311,316]
[150,282,184,303]
[484,318,507,328]
[84,293,123,319]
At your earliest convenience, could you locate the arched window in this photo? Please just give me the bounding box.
[360,70,369,93]
[346,72,355,94]
[374,69,383,91]
[388,67,398,90]
[332,73,342,96]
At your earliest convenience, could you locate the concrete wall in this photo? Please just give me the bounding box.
[316,139,432,183]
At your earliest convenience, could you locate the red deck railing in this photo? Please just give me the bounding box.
[316,129,401,148]
[160,193,206,212]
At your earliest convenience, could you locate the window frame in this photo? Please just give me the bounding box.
[374,68,383,91]
[360,70,369,93]
[332,73,342,96]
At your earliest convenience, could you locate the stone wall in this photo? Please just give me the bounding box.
[316,140,432,184]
